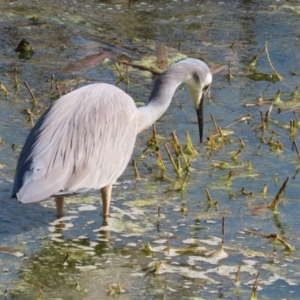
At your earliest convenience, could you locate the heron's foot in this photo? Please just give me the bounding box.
[102,214,110,226]
[102,219,108,226]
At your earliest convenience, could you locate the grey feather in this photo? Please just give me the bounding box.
[13,83,137,203]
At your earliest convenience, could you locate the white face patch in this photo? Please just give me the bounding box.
[184,64,212,108]
[185,78,205,108]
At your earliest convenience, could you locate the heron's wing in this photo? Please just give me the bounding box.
[13,83,138,203]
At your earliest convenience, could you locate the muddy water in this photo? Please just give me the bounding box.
[1,0,300,299]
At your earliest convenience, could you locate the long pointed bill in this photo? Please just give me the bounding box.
[196,93,205,143]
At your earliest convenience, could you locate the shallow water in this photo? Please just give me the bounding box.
[1,0,300,299]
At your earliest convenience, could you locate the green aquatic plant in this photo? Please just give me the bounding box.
[0,81,8,96]
[164,143,181,176]
[247,42,283,82]
[185,131,198,155]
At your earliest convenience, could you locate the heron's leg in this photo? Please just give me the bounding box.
[100,184,112,225]
[55,195,64,218]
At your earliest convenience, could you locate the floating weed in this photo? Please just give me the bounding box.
[129,198,159,207]
[294,111,300,125]
[119,52,168,76]
[164,143,181,176]
[268,176,289,209]
[175,246,207,256]
[203,218,228,260]
[155,150,166,171]
[244,248,271,258]
[205,189,218,207]
[154,173,172,183]
[227,61,234,81]
[171,130,181,155]
[247,42,283,82]
[246,92,300,111]
[176,156,181,172]
[265,104,273,122]
[272,89,282,105]
[251,177,288,215]
[15,38,34,59]
[266,132,284,152]
[0,135,5,144]
[184,131,198,155]
[232,148,242,160]
[265,42,283,81]
[0,246,24,257]
[74,282,87,293]
[61,253,69,266]
[240,187,253,196]
[244,230,295,252]
[171,131,189,167]
[239,137,245,148]
[292,140,300,163]
[227,170,234,183]
[140,241,153,255]
[228,187,253,199]
[289,119,297,138]
[262,183,268,196]
[107,282,125,297]
[207,128,230,152]
[180,203,188,214]
[247,160,252,170]
[137,124,160,160]
[205,189,213,205]
[114,62,127,83]
[23,108,34,128]
[145,260,162,274]
[205,246,228,260]
[146,260,217,281]
[2,289,8,297]
[230,41,237,51]
[226,114,252,128]
[259,110,266,131]
[36,290,42,300]
[24,81,37,105]
[207,130,216,150]
[291,86,299,100]
[235,265,241,283]
[49,74,55,94]
[247,72,279,82]
[179,170,189,193]
[247,46,264,72]
[14,67,20,93]
[210,114,228,140]
[250,273,259,300]
[0,81,9,97]
[211,161,230,170]
[210,114,219,134]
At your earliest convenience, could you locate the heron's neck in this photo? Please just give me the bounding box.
[137,66,190,133]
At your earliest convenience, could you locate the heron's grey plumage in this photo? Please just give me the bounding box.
[13,84,137,203]
[12,58,212,220]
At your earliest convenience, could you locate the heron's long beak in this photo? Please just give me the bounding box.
[196,93,205,143]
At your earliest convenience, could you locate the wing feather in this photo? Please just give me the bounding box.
[13,83,138,203]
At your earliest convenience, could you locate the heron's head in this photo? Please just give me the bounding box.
[183,59,212,143]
